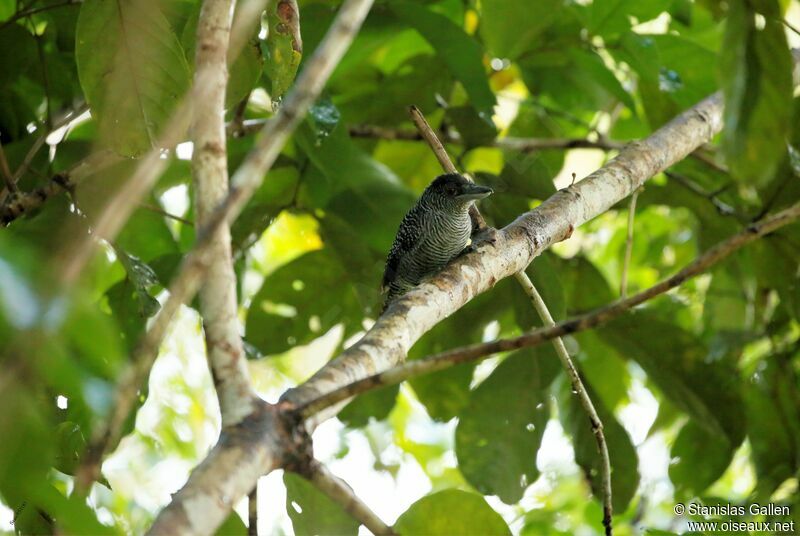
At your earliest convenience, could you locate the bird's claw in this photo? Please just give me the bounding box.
[471,225,498,247]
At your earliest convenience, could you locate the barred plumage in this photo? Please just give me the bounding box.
[382,174,493,307]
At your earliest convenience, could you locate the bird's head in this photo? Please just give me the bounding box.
[423,173,493,210]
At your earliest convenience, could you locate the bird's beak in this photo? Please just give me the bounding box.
[457,184,493,201]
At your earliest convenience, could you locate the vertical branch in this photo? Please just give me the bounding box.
[620,190,639,297]
[0,142,15,192]
[407,105,613,535]
[407,105,486,229]
[514,273,613,536]
[191,0,257,426]
[248,485,258,536]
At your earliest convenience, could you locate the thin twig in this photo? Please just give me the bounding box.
[248,485,258,536]
[664,171,744,221]
[297,199,800,414]
[138,203,194,226]
[0,0,81,30]
[238,118,628,152]
[0,142,15,191]
[407,105,487,229]
[0,102,89,203]
[305,462,396,535]
[515,272,613,535]
[620,190,638,298]
[229,96,250,139]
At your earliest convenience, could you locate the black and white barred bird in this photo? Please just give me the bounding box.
[381,173,493,308]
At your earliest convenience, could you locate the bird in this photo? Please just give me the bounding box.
[381,173,493,308]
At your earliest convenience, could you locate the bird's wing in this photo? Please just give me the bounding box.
[381,205,425,292]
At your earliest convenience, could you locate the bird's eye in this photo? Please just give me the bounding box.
[447,186,457,195]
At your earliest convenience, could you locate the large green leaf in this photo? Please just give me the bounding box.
[720,0,793,186]
[389,1,496,116]
[284,472,359,536]
[394,489,510,535]
[76,0,191,155]
[409,281,513,421]
[598,312,746,445]
[669,420,734,496]
[479,0,561,60]
[560,379,639,513]
[295,119,414,253]
[746,353,800,494]
[456,348,560,504]
[580,0,671,38]
[245,249,364,355]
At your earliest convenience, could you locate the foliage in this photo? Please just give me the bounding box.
[0,0,799,534]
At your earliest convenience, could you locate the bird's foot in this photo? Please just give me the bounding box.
[457,243,477,257]
[471,225,498,247]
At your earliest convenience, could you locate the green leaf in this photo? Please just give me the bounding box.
[752,239,800,321]
[214,511,247,536]
[558,256,615,313]
[598,312,746,445]
[309,97,341,141]
[582,0,671,38]
[389,1,496,116]
[394,489,510,536]
[284,472,359,536]
[0,25,37,87]
[266,0,302,101]
[566,48,635,112]
[295,120,414,253]
[76,0,191,156]
[338,384,399,427]
[231,166,298,249]
[446,105,497,149]
[180,4,263,109]
[703,267,747,332]
[746,354,800,494]
[456,348,560,504]
[479,0,561,60]
[669,420,734,495]
[560,379,639,513]
[106,250,161,351]
[54,421,86,476]
[245,249,364,355]
[409,282,512,421]
[720,0,793,186]
[512,253,566,327]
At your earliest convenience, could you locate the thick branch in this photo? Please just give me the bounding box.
[191,0,257,426]
[304,462,396,535]
[297,199,800,414]
[146,403,284,536]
